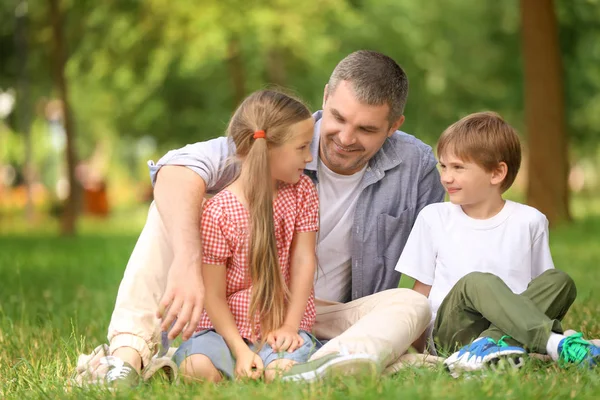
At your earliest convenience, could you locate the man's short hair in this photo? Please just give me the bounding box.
[328,50,409,124]
[437,111,522,192]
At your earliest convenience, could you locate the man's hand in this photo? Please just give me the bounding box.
[266,325,304,353]
[234,348,264,380]
[157,256,205,341]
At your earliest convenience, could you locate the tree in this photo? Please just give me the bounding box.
[49,0,80,234]
[520,0,570,225]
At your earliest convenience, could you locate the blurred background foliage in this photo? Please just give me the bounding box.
[1,0,599,232]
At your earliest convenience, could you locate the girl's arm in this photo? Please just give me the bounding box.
[202,263,250,358]
[283,231,317,331]
[203,263,263,379]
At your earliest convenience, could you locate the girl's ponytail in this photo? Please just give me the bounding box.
[244,130,288,338]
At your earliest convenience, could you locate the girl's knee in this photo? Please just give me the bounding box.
[264,359,295,383]
[180,354,222,383]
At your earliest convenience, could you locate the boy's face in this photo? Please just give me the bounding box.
[438,152,501,206]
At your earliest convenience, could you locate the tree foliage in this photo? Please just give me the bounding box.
[1,0,599,155]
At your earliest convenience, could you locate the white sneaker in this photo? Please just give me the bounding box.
[281,352,379,382]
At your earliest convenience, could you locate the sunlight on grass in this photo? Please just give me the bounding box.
[1,201,599,399]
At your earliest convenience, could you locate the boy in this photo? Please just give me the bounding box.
[395,112,599,375]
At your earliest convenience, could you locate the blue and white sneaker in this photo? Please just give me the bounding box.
[443,337,526,377]
[558,332,600,368]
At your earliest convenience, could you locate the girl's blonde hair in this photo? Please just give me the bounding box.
[227,89,312,337]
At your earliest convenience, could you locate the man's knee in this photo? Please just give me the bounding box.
[386,289,432,319]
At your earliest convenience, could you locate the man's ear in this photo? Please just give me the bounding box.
[490,162,508,186]
[322,84,329,109]
[388,115,405,137]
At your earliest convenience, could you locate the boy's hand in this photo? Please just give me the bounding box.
[235,348,263,380]
[266,325,304,353]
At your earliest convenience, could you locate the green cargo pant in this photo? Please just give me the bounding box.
[433,269,577,355]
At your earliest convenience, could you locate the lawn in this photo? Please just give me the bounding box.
[0,206,599,399]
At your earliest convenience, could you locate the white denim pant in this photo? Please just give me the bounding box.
[108,203,432,370]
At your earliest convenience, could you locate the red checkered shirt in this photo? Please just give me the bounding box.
[197,174,319,340]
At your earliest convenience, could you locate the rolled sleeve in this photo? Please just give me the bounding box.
[147,136,238,194]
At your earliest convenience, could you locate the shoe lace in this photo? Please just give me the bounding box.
[101,356,133,382]
[463,338,498,359]
[497,335,512,348]
[560,332,590,365]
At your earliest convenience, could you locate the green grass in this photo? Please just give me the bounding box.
[1,210,599,399]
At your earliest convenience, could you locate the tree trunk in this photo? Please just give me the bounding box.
[520,0,570,225]
[49,0,80,235]
[227,37,246,107]
[266,46,286,87]
[15,0,34,223]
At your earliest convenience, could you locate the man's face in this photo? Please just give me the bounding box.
[319,80,404,175]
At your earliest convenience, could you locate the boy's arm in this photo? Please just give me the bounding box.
[412,280,432,298]
[283,231,317,331]
[152,137,237,340]
[410,280,432,352]
[395,209,437,354]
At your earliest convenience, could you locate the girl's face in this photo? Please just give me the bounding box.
[269,117,315,184]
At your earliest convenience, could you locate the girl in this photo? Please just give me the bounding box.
[172,90,320,382]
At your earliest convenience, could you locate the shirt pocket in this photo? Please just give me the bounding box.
[377,209,413,262]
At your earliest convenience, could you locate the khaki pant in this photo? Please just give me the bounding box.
[108,203,432,369]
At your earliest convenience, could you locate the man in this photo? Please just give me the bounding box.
[104,50,445,384]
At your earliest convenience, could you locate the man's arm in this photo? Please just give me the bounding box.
[155,166,207,340]
[152,136,237,340]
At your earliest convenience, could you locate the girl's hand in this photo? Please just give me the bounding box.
[234,348,263,380]
[266,325,304,353]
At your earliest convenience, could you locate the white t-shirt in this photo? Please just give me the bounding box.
[394,200,554,322]
[313,159,367,303]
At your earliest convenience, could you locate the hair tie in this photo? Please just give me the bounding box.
[253,130,266,139]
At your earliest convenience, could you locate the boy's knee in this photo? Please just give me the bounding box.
[538,269,577,300]
[459,271,499,289]
[180,354,222,383]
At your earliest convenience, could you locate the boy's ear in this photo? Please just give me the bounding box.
[490,162,508,186]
